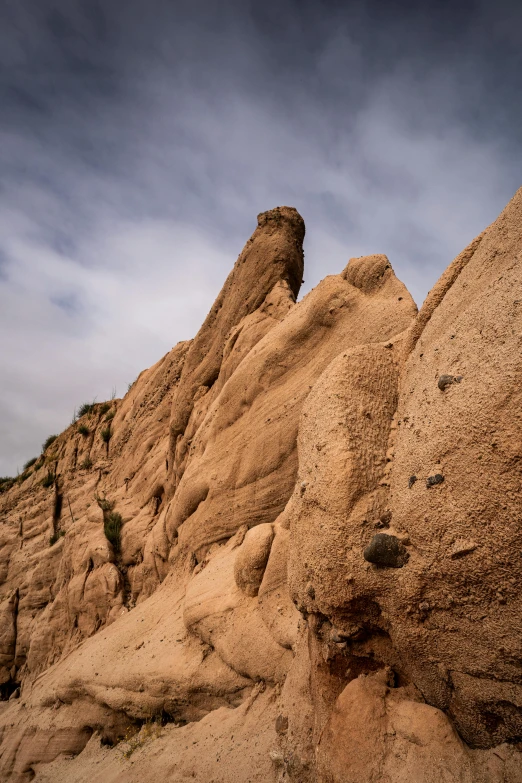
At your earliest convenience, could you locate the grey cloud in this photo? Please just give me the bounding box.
[0,0,521,474]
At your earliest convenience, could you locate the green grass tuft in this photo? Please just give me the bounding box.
[95,494,113,512]
[104,511,122,550]
[77,423,90,436]
[42,435,58,452]
[77,401,96,418]
[0,477,15,494]
[41,471,56,488]
[100,426,112,443]
[79,457,93,470]
[23,457,37,471]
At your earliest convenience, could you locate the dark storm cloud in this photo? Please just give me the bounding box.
[0,0,521,474]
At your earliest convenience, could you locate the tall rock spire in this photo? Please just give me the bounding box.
[167,206,305,493]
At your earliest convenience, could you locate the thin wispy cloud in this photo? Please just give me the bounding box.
[0,0,520,475]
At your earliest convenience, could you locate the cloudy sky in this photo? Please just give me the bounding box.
[1,0,521,476]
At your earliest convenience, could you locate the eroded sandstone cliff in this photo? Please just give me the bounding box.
[0,195,521,782]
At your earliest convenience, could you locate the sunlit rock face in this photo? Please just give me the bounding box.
[1,194,521,783]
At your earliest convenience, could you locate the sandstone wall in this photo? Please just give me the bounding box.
[0,196,521,782]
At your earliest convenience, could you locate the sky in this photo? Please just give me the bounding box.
[1,0,521,476]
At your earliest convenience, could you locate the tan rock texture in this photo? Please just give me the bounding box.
[167,206,305,494]
[0,195,521,782]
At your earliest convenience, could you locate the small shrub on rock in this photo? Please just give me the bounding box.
[41,471,56,488]
[0,477,15,494]
[95,494,113,512]
[42,435,57,452]
[77,402,96,418]
[104,511,122,550]
[118,718,162,760]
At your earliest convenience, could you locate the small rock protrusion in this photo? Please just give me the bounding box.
[375,510,391,529]
[381,509,392,525]
[275,714,289,735]
[408,475,417,489]
[363,534,409,568]
[450,539,478,559]
[426,474,444,488]
[438,374,463,391]
[269,749,285,767]
[306,583,315,599]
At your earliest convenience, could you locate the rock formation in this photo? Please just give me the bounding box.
[0,193,521,782]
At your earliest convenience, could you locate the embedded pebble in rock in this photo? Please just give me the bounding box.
[408,475,417,488]
[363,533,410,568]
[306,583,316,599]
[438,374,463,391]
[275,714,288,735]
[426,473,444,488]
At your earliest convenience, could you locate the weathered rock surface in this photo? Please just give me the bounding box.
[161,251,415,564]
[316,669,522,783]
[167,206,305,494]
[385,186,522,748]
[0,195,521,782]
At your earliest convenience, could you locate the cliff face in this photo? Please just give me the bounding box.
[0,195,521,783]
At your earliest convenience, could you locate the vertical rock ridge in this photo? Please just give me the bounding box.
[167,206,305,494]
